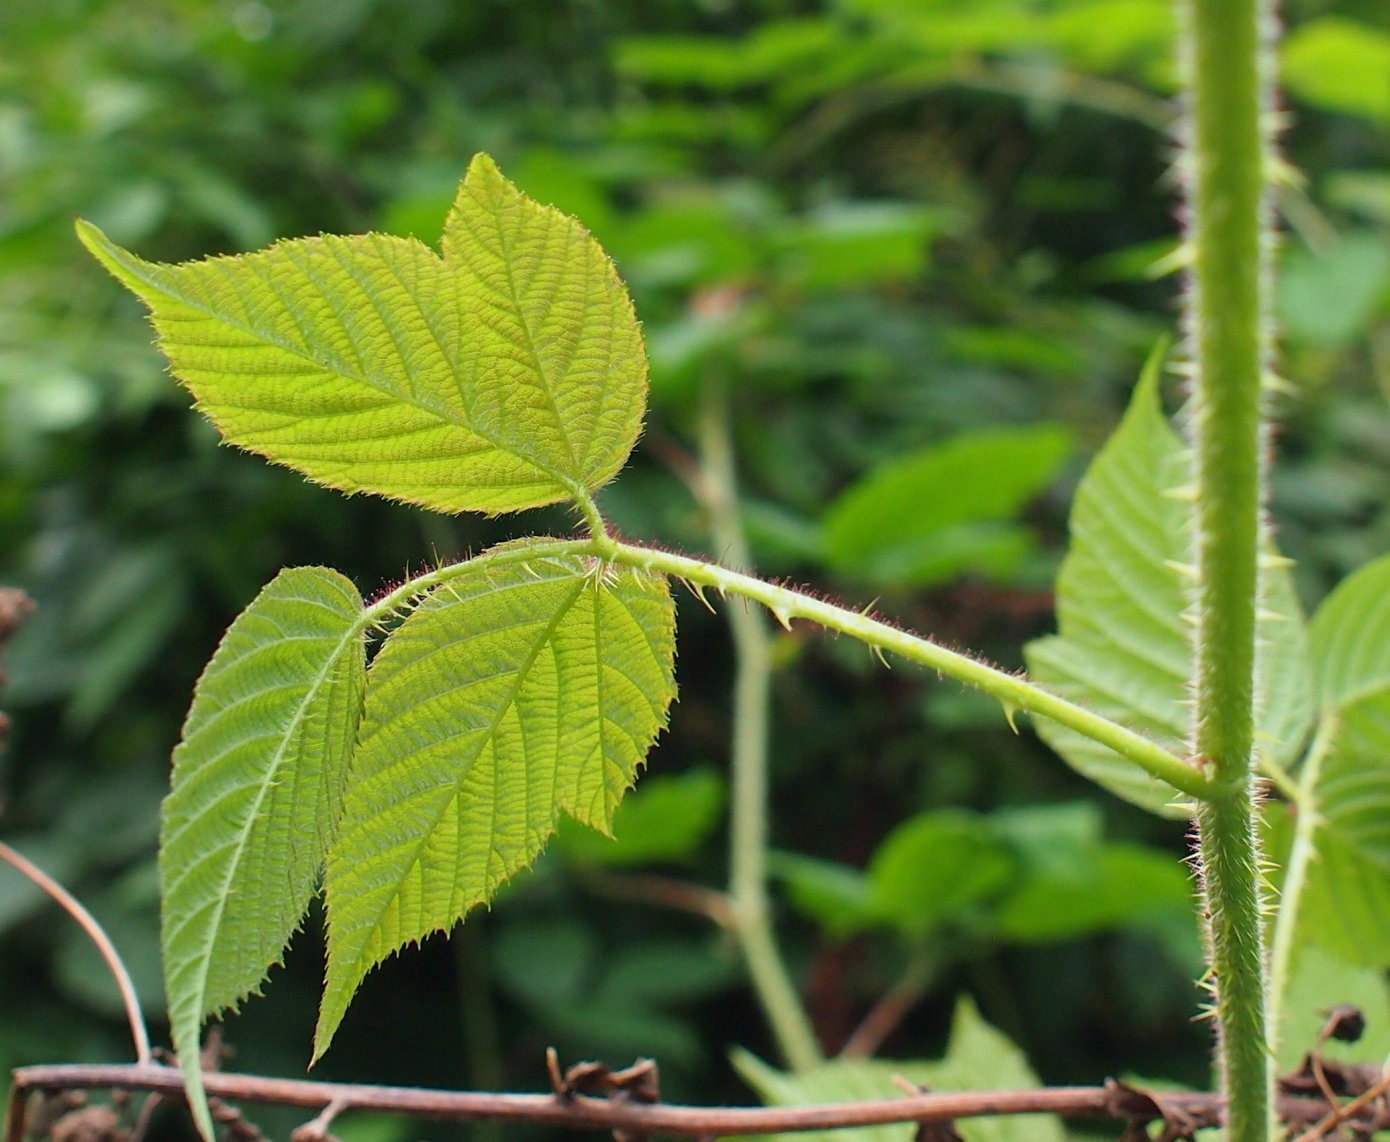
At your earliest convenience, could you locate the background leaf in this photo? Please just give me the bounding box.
[1282,18,1390,123]
[823,425,1071,588]
[863,810,1016,939]
[733,996,1065,1142]
[1309,553,1390,709]
[76,153,646,516]
[1294,554,1390,966]
[1279,233,1390,349]
[1024,360,1312,814]
[159,567,365,1138]
[987,803,1193,943]
[555,766,725,867]
[316,551,675,1056]
[1274,941,1390,1072]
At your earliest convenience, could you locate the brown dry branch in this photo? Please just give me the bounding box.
[6,1061,1372,1142]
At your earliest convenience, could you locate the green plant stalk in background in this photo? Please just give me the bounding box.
[1180,0,1278,1135]
[696,380,824,1073]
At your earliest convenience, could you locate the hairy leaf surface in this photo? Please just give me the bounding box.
[733,997,1064,1142]
[315,551,676,1055]
[160,568,365,1139]
[1024,361,1311,815]
[76,153,646,515]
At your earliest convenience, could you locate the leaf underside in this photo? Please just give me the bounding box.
[315,551,676,1055]
[76,153,647,515]
[160,567,365,1140]
[1024,361,1312,816]
[1299,554,1390,966]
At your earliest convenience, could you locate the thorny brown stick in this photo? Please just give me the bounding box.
[3,1062,1368,1142]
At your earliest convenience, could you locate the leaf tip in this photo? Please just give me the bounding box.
[465,151,504,187]
[74,217,116,264]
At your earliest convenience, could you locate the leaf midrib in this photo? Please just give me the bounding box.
[171,614,359,1014]
[335,570,589,974]
[458,197,580,474]
[96,233,578,496]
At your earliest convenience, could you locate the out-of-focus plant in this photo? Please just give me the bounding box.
[3,3,1389,1141]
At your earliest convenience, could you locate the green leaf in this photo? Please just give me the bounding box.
[1283,18,1390,123]
[1296,556,1390,965]
[555,767,725,867]
[865,810,1016,939]
[593,939,740,1007]
[1309,553,1390,710]
[315,550,676,1056]
[733,996,1064,1142]
[776,201,946,291]
[1279,233,1390,349]
[824,425,1072,588]
[1275,941,1390,1073]
[1298,699,1390,966]
[769,851,875,939]
[76,153,647,515]
[986,803,1193,943]
[994,842,1192,943]
[160,568,365,1141]
[1024,357,1312,815]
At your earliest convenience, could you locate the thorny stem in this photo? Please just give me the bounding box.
[361,534,1212,802]
[1179,0,1279,1133]
[697,381,823,1072]
[594,538,1213,800]
[0,841,152,1065]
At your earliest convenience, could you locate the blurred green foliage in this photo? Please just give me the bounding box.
[2,1,1388,1138]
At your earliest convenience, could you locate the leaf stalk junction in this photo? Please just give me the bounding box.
[361,531,1217,805]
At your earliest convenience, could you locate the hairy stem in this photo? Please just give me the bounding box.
[697,382,823,1072]
[369,531,1209,799]
[594,538,1211,800]
[362,528,1228,829]
[1179,0,1278,1134]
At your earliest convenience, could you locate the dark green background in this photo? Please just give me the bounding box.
[2,2,1388,1139]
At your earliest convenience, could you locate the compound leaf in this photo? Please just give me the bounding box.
[160,568,365,1140]
[1024,357,1311,815]
[315,550,676,1056]
[76,153,646,515]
